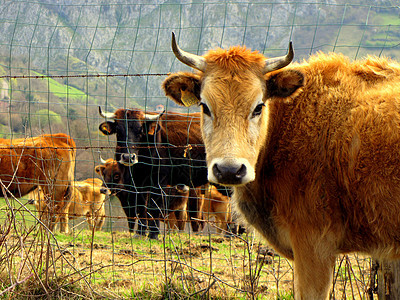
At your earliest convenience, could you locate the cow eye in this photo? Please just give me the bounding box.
[251,103,265,118]
[114,174,120,181]
[199,102,211,117]
[135,125,143,135]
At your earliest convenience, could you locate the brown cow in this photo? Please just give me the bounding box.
[0,133,75,233]
[163,33,400,299]
[195,184,232,234]
[163,184,189,231]
[29,178,109,231]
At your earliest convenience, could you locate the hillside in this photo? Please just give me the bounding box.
[0,0,399,179]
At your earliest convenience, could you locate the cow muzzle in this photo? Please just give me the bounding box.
[100,187,109,195]
[119,153,138,166]
[208,158,255,186]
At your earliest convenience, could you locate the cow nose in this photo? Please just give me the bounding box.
[121,153,138,166]
[212,163,247,185]
[100,187,108,194]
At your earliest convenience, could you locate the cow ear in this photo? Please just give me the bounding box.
[162,72,201,107]
[95,165,105,176]
[99,121,116,135]
[266,70,304,99]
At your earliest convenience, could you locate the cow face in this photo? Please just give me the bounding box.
[95,159,125,194]
[98,107,163,165]
[163,33,303,186]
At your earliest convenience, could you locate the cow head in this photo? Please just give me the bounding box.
[95,158,125,194]
[163,33,304,186]
[98,107,164,165]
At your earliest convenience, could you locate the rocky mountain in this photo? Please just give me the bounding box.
[0,0,398,178]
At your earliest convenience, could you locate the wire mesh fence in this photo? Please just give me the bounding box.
[0,0,399,298]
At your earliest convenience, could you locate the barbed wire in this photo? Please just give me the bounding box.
[0,145,205,150]
[0,73,170,79]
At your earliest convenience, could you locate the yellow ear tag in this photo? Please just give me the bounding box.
[181,89,199,107]
[101,124,111,134]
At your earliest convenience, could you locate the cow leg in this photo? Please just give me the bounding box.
[48,184,72,233]
[95,212,106,231]
[58,204,70,233]
[165,212,176,230]
[57,194,71,233]
[125,205,138,233]
[187,189,204,232]
[86,214,95,231]
[175,209,187,231]
[48,212,58,232]
[146,193,161,240]
[222,212,235,237]
[134,193,148,236]
[291,233,336,299]
[147,216,160,239]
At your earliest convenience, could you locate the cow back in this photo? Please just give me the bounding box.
[0,133,76,198]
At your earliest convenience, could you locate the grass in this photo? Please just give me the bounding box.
[31,70,87,102]
[0,196,373,299]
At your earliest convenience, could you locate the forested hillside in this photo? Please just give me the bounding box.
[0,0,399,179]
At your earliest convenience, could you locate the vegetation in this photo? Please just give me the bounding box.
[0,196,373,299]
[0,1,397,298]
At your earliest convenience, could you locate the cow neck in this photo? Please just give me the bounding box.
[261,99,293,173]
[138,127,164,163]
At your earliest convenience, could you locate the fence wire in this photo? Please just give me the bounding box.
[0,0,399,299]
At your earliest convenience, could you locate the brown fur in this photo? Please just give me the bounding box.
[164,46,400,299]
[0,133,75,233]
[30,178,109,231]
[111,109,203,150]
[195,185,232,233]
[163,185,188,231]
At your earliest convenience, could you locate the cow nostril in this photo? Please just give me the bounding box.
[236,164,247,179]
[121,153,137,165]
[212,162,247,184]
[212,164,222,179]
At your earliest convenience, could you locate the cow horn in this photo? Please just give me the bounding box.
[171,32,206,72]
[100,156,108,164]
[98,106,116,119]
[262,42,294,74]
[144,111,163,121]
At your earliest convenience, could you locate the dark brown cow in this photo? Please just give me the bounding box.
[98,108,207,239]
[95,158,192,234]
[163,32,400,299]
[163,184,189,231]
[0,133,75,233]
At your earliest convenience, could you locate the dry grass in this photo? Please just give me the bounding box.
[0,196,375,299]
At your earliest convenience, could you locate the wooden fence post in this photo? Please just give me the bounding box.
[377,260,400,299]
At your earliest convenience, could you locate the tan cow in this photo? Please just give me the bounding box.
[163,32,400,299]
[30,178,109,231]
[0,133,75,233]
[195,184,232,234]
